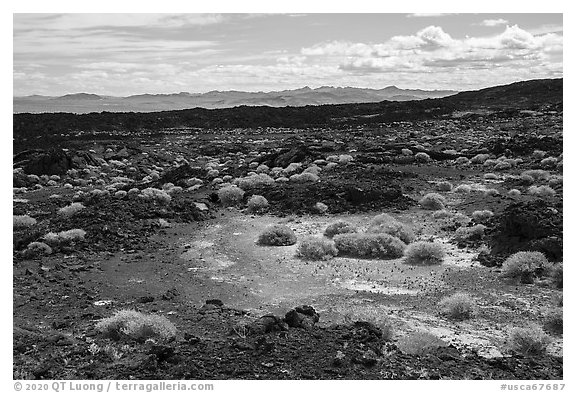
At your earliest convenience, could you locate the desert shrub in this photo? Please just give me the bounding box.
[397,331,449,356]
[283,162,303,174]
[419,193,446,210]
[483,159,497,167]
[500,251,551,283]
[454,157,470,165]
[404,241,445,265]
[338,154,353,164]
[432,210,453,219]
[471,210,493,222]
[46,228,87,244]
[13,215,37,228]
[454,224,486,242]
[296,236,338,260]
[256,164,270,173]
[550,263,562,289]
[234,173,275,189]
[324,221,358,238]
[367,216,415,244]
[494,161,512,170]
[532,150,547,159]
[519,173,535,185]
[540,157,558,168]
[290,172,320,183]
[96,309,177,342]
[436,181,453,192]
[114,190,127,199]
[57,202,86,218]
[454,184,471,193]
[257,224,297,246]
[470,154,490,164]
[543,308,563,335]
[140,187,172,204]
[483,173,498,180]
[483,188,500,196]
[414,152,431,163]
[303,165,321,175]
[401,148,413,156]
[438,293,477,320]
[522,169,550,181]
[314,202,328,213]
[218,185,245,206]
[508,324,551,356]
[246,195,269,213]
[548,176,563,187]
[333,233,406,259]
[508,189,521,197]
[22,241,52,258]
[528,185,556,197]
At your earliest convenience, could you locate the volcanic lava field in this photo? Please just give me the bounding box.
[13,79,563,380]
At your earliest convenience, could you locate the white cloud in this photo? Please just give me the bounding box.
[480,18,509,27]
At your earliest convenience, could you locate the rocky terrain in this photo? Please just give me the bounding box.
[13,79,563,380]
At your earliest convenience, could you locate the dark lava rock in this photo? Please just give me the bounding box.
[137,296,155,303]
[205,299,224,307]
[284,305,320,329]
[487,199,563,263]
[352,349,378,367]
[155,164,206,187]
[16,148,101,175]
[248,314,289,335]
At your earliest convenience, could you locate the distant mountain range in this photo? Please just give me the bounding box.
[13,86,457,114]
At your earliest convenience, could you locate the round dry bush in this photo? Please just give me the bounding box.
[500,251,551,283]
[470,154,490,164]
[397,331,449,356]
[333,233,406,259]
[234,173,275,189]
[471,210,493,222]
[483,188,500,196]
[58,202,86,218]
[438,292,477,320]
[404,241,445,265]
[432,210,453,219]
[246,195,269,213]
[95,309,177,342]
[454,224,486,242]
[257,224,297,246]
[522,169,550,181]
[483,173,498,180]
[508,189,521,197]
[508,324,551,357]
[414,152,431,163]
[297,236,338,261]
[550,263,562,289]
[315,202,329,213]
[454,184,471,193]
[436,181,453,192]
[217,185,245,207]
[23,241,53,259]
[528,185,556,197]
[543,308,563,335]
[368,220,415,244]
[13,215,37,228]
[419,193,446,210]
[324,221,358,238]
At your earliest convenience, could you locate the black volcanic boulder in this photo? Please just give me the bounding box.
[15,149,101,175]
[486,199,562,263]
[284,305,320,329]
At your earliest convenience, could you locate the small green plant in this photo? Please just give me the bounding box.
[324,220,358,238]
[500,251,551,283]
[438,292,477,320]
[404,241,445,265]
[333,233,406,259]
[508,324,551,356]
[96,309,177,342]
[296,236,338,261]
[419,193,446,210]
[257,224,297,246]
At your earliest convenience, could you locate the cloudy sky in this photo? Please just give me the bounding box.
[13,13,563,96]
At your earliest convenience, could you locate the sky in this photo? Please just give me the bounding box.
[13,13,563,96]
